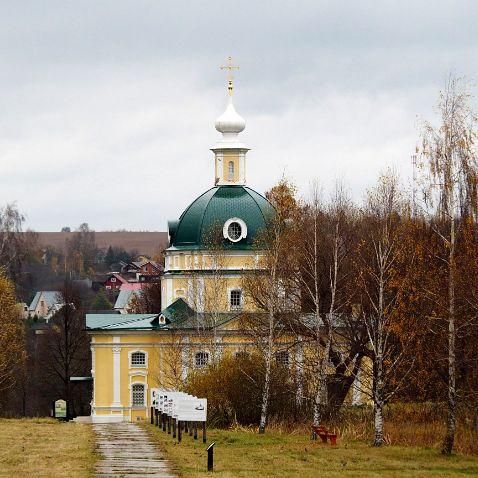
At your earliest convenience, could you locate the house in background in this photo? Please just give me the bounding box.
[28,291,64,322]
[114,288,142,314]
[120,259,162,283]
[104,273,129,291]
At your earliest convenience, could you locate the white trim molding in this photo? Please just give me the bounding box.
[111,342,122,407]
[223,217,247,242]
[128,349,149,369]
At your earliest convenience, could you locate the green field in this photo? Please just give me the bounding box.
[0,418,95,478]
[145,424,478,478]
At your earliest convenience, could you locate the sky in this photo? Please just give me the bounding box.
[1,0,477,231]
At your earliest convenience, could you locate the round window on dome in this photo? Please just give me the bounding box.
[228,222,242,241]
[223,217,247,243]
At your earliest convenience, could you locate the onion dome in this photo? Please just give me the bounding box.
[215,96,246,136]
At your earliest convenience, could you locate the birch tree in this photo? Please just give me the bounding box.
[242,178,297,434]
[0,203,37,283]
[293,183,356,425]
[356,171,416,447]
[419,76,478,454]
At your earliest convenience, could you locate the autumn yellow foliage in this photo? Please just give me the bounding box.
[0,269,26,392]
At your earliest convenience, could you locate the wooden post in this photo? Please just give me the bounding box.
[194,422,198,440]
[202,421,207,443]
[173,418,177,439]
[162,414,166,432]
[167,416,171,434]
[184,421,188,434]
[189,421,194,436]
[150,407,154,425]
[178,420,182,443]
[207,442,215,472]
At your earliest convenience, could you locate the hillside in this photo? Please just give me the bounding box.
[37,231,169,256]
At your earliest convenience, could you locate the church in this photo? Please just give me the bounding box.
[86,68,280,423]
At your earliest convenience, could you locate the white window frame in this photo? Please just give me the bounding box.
[228,160,234,180]
[194,351,210,369]
[111,277,116,282]
[229,288,243,311]
[223,217,247,243]
[128,350,148,369]
[131,382,146,407]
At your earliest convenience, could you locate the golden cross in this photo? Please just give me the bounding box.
[220,56,239,95]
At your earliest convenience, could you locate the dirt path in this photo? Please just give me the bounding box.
[93,423,176,477]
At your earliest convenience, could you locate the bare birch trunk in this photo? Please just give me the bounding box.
[259,308,274,434]
[373,343,384,446]
[442,215,456,455]
[373,244,386,447]
[373,397,384,447]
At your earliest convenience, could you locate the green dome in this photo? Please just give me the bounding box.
[168,186,275,250]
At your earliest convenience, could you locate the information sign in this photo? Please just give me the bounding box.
[54,399,67,419]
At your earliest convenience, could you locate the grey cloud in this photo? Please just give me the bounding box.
[0,1,477,230]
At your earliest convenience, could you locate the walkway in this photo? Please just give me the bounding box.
[93,422,176,477]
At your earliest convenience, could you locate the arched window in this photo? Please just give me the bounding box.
[275,350,289,366]
[131,351,146,367]
[195,351,209,368]
[228,161,234,180]
[132,383,145,406]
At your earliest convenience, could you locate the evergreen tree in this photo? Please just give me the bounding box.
[90,289,113,310]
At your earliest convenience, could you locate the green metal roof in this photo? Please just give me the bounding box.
[169,185,275,250]
[160,298,194,323]
[85,301,236,331]
[86,313,158,330]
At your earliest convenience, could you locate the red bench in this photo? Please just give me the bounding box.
[311,425,337,445]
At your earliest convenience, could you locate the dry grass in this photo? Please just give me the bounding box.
[327,403,478,455]
[144,423,478,478]
[244,403,478,455]
[0,418,96,478]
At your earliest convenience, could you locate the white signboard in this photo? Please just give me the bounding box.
[176,398,207,422]
[151,389,207,422]
[150,388,160,408]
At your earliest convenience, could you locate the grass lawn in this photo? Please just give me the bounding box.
[144,423,478,478]
[0,418,96,477]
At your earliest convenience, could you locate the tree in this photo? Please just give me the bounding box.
[65,223,97,276]
[0,203,38,283]
[243,178,298,434]
[129,281,162,314]
[292,182,358,425]
[44,281,90,418]
[90,289,113,310]
[355,171,416,447]
[0,270,26,397]
[419,76,478,454]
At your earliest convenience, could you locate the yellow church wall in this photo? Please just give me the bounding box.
[94,346,114,406]
[89,325,371,424]
[165,250,258,272]
[166,274,256,312]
